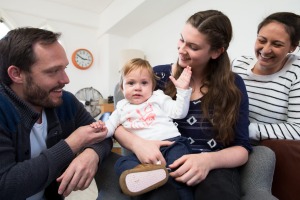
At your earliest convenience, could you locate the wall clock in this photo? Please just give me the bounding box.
[72,48,94,70]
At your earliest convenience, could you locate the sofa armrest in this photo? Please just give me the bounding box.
[240,146,278,200]
[260,140,300,200]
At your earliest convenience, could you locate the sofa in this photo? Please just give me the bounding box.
[94,84,278,200]
[260,140,300,200]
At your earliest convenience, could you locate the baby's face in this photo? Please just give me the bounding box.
[122,68,153,105]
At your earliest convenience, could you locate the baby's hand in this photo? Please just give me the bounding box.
[169,66,192,89]
[90,120,107,132]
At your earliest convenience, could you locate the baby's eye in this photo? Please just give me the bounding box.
[141,81,148,85]
[127,81,134,86]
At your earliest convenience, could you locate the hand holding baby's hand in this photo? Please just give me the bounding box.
[90,120,107,132]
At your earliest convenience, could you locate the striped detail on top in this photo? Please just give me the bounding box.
[232,55,300,140]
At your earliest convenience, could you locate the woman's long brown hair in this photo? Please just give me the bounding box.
[165,10,241,145]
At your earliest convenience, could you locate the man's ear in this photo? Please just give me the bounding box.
[7,65,24,84]
[211,47,225,59]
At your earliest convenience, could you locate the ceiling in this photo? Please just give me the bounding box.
[44,0,189,37]
[46,0,114,14]
[1,0,189,37]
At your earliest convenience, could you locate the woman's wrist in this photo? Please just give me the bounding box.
[130,136,144,153]
[200,152,215,170]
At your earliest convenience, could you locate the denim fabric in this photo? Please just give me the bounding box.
[114,137,191,176]
[114,137,193,200]
[96,147,277,200]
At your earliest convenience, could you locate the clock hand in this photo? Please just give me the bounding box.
[77,54,88,60]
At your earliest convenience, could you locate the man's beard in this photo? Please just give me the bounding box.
[24,75,63,108]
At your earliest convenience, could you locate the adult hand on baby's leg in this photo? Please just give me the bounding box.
[133,139,174,166]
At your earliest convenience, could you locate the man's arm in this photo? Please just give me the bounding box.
[55,93,113,196]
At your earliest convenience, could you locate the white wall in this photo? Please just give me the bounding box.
[129,0,300,67]
[0,7,104,95]
[1,0,300,99]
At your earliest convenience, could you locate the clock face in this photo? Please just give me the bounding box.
[72,49,94,70]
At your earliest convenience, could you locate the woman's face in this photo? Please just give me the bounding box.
[254,21,293,75]
[177,23,214,72]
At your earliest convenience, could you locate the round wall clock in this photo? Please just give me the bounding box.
[72,48,94,70]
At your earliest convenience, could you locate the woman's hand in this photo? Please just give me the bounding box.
[114,126,173,165]
[131,137,173,165]
[168,153,213,186]
[168,146,248,186]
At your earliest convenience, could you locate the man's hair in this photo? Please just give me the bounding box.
[0,27,61,85]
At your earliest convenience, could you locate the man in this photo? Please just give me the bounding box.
[0,27,112,199]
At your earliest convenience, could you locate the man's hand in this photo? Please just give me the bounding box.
[65,125,107,153]
[57,148,99,197]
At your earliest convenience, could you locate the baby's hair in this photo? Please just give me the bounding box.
[119,58,158,91]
